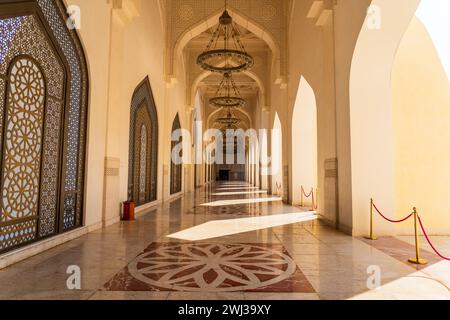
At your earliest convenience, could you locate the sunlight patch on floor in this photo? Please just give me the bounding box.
[167,212,318,241]
[200,197,282,207]
[211,191,268,196]
[349,271,450,300]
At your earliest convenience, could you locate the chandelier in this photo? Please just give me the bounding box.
[215,107,241,126]
[210,73,246,108]
[197,4,254,74]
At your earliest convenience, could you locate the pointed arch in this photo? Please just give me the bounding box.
[271,113,283,195]
[189,69,268,108]
[349,0,420,235]
[128,77,159,206]
[207,107,253,130]
[291,76,318,206]
[170,113,183,195]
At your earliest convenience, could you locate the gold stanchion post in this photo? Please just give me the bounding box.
[408,207,428,265]
[365,198,377,240]
[315,188,318,210]
[300,186,304,207]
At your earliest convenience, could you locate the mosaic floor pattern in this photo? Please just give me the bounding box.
[186,204,264,216]
[104,242,315,293]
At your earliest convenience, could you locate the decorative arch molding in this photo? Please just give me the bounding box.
[0,0,89,253]
[170,113,183,195]
[128,77,159,206]
[168,3,285,84]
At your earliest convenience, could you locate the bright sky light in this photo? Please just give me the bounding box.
[415,0,450,82]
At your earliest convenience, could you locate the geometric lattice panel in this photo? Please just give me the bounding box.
[0,220,37,251]
[0,0,88,253]
[128,78,159,206]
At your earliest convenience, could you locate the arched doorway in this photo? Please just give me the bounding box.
[392,0,450,234]
[170,113,182,195]
[128,77,158,206]
[271,113,283,196]
[193,91,202,188]
[350,0,420,234]
[0,0,89,253]
[291,77,318,206]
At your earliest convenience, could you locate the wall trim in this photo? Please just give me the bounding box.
[0,227,89,270]
[135,199,162,218]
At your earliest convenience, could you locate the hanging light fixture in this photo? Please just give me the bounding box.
[197,1,254,74]
[215,107,241,126]
[210,72,246,108]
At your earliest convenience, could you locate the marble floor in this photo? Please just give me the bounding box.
[1,182,450,300]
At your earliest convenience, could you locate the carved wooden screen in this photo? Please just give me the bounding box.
[170,113,182,195]
[128,78,158,206]
[0,0,89,253]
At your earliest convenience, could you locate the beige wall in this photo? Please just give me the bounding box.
[393,16,450,235]
[288,0,338,223]
[66,0,112,228]
[106,0,168,219]
[349,0,420,236]
[333,0,371,232]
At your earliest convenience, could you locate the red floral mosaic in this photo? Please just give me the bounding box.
[104,242,315,293]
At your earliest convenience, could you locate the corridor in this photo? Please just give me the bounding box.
[1,182,449,300]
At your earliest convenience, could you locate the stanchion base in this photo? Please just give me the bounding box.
[408,258,428,265]
[364,236,378,241]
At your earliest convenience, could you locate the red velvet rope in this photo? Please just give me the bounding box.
[418,216,450,261]
[301,187,318,210]
[371,201,449,261]
[301,186,313,198]
[372,202,414,223]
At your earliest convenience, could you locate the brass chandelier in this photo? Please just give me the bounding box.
[215,107,241,126]
[196,3,254,74]
[210,73,246,108]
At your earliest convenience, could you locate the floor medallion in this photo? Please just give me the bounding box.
[104,242,315,293]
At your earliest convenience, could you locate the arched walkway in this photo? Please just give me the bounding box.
[392,0,450,234]
[271,113,283,196]
[349,0,420,235]
[291,77,318,206]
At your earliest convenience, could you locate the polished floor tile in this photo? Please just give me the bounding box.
[1,182,449,300]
